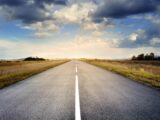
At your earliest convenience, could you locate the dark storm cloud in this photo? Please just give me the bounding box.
[0,0,68,23]
[0,0,68,6]
[53,0,68,5]
[0,0,26,6]
[93,0,159,20]
[1,5,49,24]
[34,0,68,7]
[12,5,50,23]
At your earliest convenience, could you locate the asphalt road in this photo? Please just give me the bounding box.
[0,61,160,120]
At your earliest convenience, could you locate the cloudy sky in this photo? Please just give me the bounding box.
[0,0,160,59]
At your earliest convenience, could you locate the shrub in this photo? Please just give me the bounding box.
[24,57,45,61]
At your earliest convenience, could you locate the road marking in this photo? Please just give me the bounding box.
[75,65,78,73]
[75,65,81,120]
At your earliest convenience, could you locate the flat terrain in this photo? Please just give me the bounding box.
[84,59,160,87]
[0,61,160,120]
[0,60,67,88]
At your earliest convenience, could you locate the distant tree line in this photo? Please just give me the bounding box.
[132,53,160,60]
[24,57,45,61]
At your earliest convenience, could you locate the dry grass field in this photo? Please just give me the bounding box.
[83,59,160,88]
[0,60,68,88]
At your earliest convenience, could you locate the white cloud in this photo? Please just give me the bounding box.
[129,33,138,41]
[22,20,59,38]
[54,3,96,24]
[128,29,146,41]
[54,2,113,34]
[81,19,113,31]
[32,21,59,37]
[150,37,160,46]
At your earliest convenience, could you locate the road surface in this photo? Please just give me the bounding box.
[0,61,160,120]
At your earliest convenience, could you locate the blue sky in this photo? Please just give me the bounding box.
[0,0,160,59]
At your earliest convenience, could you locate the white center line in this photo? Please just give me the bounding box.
[75,65,78,73]
[75,65,81,120]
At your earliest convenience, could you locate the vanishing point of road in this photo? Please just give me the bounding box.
[0,61,160,120]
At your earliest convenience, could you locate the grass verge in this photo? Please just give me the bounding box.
[83,59,160,88]
[0,60,68,89]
